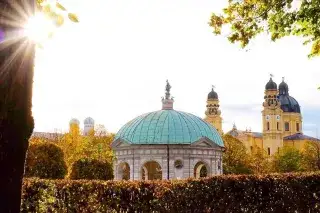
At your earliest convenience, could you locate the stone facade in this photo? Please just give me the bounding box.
[112,139,223,180]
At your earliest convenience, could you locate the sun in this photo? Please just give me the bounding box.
[24,13,55,43]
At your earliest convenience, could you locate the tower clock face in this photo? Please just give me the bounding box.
[276,115,281,120]
[266,115,270,120]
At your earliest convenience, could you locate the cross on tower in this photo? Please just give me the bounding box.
[270,73,274,78]
[212,85,215,90]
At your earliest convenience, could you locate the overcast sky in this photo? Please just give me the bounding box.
[32,0,320,137]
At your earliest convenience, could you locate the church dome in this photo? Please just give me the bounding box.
[265,78,277,90]
[115,110,224,146]
[84,117,95,125]
[278,95,301,113]
[208,87,218,100]
[69,118,80,125]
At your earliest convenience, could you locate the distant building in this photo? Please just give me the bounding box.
[224,76,320,155]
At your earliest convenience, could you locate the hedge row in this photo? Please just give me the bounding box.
[21,172,320,213]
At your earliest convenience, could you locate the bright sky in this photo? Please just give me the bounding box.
[32,0,320,137]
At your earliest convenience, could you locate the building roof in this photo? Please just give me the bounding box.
[69,118,80,125]
[208,86,218,100]
[31,132,63,140]
[265,77,277,90]
[226,124,262,138]
[284,133,320,141]
[84,117,95,125]
[114,109,224,146]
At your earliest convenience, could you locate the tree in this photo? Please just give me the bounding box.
[249,146,271,174]
[222,134,252,174]
[25,141,67,179]
[272,146,303,173]
[57,124,115,174]
[209,0,320,57]
[0,1,36,212]
[58,124,83,168]
[0,1,77,211]
[301,141,320,171]
[82,132,115,162]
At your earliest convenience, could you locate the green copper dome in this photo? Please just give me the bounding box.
[115,110,224,146]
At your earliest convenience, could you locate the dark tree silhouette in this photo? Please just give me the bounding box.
[0,0,35,212]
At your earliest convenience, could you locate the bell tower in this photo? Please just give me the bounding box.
[205,86,223,134]
[262,75,283,155]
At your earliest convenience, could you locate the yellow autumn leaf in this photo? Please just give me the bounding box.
[56,2,67,11]
[68,13,79,23]
[55,15,64,27]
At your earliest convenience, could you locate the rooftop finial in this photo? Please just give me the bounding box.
[232,122,237,130]
[270,73,274,79]
[282,76,285,82]
[162,80,174,110]
[212,85,215,91]
[165,79,171,99]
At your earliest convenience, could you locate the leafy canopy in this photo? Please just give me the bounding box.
[209,0,320,58]
[272,146,303,172]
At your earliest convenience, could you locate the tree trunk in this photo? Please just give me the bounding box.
[0,0,35,212]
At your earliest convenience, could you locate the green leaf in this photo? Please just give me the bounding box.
[56,2,67,11]
[68,13,79,23]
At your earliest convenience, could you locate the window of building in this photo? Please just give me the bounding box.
[285,122,289,131]
[267,122,270,131]
[268,147,271,156]
[277,122,279,131]
[296,123,300,132]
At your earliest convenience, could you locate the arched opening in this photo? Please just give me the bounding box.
[141,161,162,180]
[118,162,130,180]
[194,162,208,178]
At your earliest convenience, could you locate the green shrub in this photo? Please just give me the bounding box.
[21,172,320,212]
[25,142,67,179]
[69,158,113,180]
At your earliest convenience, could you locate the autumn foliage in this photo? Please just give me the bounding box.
[21,172,320,212]
[69,158,113,180]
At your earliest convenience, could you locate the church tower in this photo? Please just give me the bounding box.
[205,86,223,134]
[84,117,95,136]
[262,76,283,155]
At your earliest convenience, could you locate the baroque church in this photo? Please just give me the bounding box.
[204,76,320,156]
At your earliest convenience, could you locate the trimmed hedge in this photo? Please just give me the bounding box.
[21,173,320,212]
[69,158,113,180]
[25,142,67,179]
